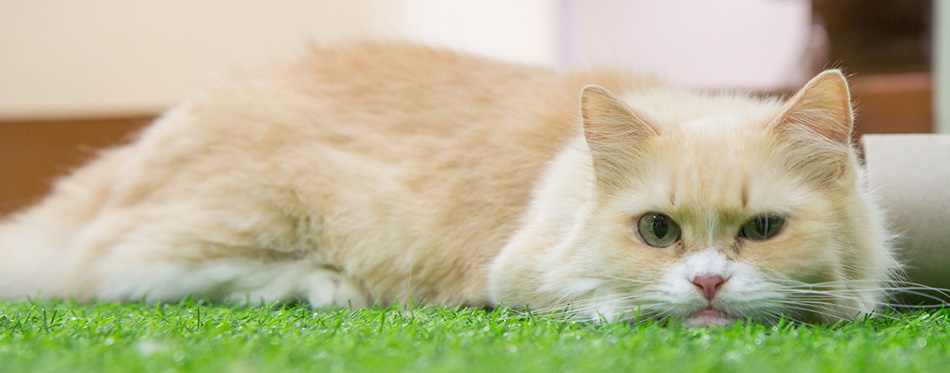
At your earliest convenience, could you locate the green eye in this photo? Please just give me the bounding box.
[740,213,784,241]
[637,213,681,247]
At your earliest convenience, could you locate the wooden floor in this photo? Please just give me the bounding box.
[850,73,933,135]
[0,116,153,216]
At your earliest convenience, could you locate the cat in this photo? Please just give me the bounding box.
[0,43,900,327]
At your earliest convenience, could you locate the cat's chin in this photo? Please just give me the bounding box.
[683,308,734,328]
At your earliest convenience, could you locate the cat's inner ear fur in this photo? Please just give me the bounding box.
[768,70,853,146]
[581,85,659,141]
[580,85,658,188]
[767,70,854,183]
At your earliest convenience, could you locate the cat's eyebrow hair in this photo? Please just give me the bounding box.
[669,175,676,206]
[741,176,749,208]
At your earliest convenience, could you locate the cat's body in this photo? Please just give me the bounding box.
[0,44,899,326]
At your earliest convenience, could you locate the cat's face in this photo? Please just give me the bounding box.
[563,71,898,326]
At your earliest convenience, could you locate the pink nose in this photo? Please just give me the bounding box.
[692,275,726,301]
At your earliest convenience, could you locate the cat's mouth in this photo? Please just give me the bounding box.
[684,308,733,328]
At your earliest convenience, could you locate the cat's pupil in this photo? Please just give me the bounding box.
[755,216,769,234]
[652,216,669,238]
[740,213,784,241]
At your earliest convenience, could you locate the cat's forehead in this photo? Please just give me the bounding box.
[619,88,786,164]
[621,152,805,223]
[616,89,803,214]
[619,88,784,130]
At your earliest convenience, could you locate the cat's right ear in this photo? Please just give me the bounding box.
[581,85,659,144]
[580,85,658,187]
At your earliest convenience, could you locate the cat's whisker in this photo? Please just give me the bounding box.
[760,310,816,326]
[767,278,950,308]
[598,274,653,285]
[776,278,950,292]
[769,299,904,321]
[777,284,950,306]
[522,295,673,323]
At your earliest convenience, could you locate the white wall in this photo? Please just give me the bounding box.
[389,0,556,65]
[0,1,381,119]
[936,0,950,133]
[0,0,810,120]
[0,0,554,120]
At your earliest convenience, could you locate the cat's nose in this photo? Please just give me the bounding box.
[692,275,726,301]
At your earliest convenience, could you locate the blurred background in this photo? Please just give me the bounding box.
[0,0,942,214]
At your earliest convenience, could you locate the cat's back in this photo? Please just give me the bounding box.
[170,43,606,171]
[270,43,593,156]
[90,43,642,304]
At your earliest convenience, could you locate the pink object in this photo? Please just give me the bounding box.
[556,0,817,91]
[692,275,726,301]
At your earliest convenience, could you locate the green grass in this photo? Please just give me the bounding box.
[1,300,949,372]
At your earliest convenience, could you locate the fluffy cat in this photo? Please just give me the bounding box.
[0,44,900,327]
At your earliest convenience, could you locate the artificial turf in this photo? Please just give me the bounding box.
[1,299,948,372]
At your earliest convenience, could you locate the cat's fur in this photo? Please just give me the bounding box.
[0,44,900,326]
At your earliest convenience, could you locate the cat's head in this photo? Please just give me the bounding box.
[548,71,900,326]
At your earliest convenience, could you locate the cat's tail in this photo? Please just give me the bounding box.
[0,147,128,300]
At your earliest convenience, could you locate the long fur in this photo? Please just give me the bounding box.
[0,44,900,325]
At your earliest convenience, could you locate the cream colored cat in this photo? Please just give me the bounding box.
[0,44,900,326]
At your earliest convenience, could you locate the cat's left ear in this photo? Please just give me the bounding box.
[768,70,853,146]
[767,70,854,184]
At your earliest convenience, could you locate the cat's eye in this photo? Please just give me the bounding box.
[637,213,681,247]
[740,213,784,241]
